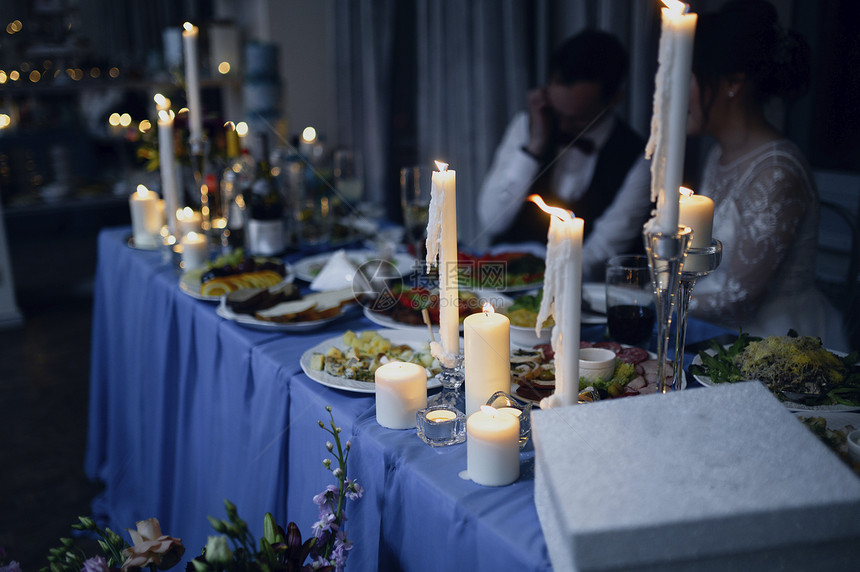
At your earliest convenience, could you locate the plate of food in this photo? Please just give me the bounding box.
[455,250,544,293]
[689,332,860,411]
[300,328,446,393]
[510,340,676,403]
[793,410,860,475]
[363,285,512,331]
[216,285,359,332]
[180,250,294,301]
[293,249,417,284]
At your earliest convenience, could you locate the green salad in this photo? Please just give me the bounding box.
[690,330,860,407]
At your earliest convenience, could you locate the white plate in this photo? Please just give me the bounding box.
[690,346,858,411]
[216,298,358,332]
[300,328,445,394]
[581,282,607,325]
[293,249,417,284]
[179,265,295,302]
[362,289,513,333]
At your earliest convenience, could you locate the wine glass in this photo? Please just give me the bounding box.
[605,254,656,347]
[400,165,431,266]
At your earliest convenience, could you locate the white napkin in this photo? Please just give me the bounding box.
[310,249,358,292]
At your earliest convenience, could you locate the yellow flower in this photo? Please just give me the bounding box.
[121,518,185,570]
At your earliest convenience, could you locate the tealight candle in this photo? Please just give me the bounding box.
[426,409,457,422]
[129,185,163,248]
[464,302,511,416]
[466,405,520,486]
[176,207,203,236]
[180,231,208,270]
[375,361,427,429]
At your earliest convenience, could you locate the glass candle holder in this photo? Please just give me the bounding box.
[416,404,465,447]
[486,391,533,449]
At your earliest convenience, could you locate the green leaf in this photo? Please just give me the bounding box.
[263,513,277,544]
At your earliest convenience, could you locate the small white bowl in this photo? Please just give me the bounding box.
[847,429,860,464]
[510,324,552,347]
[579,347,617,382]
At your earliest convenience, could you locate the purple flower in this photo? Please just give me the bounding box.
[345,480,364,501]
[82,555,109,572]
[311,511,337,538]
[0,561,22,572]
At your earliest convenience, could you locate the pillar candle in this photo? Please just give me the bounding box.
[176,207,203,236]
[530,195,583,408]
[464,303,511,416]
[678,187,714,248]
[182,22,203,147]
[157,109,180,236]
[129,185,163,248]
[645,1,697,234]
[375,361,427,429]
[425,162,459,365]
[180,231,208,270]
[466,406,519,486]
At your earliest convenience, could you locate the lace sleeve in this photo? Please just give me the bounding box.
[690,154,809,324]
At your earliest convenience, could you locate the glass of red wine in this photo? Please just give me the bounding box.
[605,254,655,347]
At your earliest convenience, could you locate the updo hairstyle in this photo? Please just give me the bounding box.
[692,0,811,115]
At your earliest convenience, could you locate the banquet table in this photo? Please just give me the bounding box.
[85,226,735,571]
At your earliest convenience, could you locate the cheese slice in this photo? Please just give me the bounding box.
[254,299,317,322]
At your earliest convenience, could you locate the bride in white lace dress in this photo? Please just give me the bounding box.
[686,0,849,351]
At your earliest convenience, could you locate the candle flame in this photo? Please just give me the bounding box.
[153,93,168,107]
[135,184,149,197]
[158,109,174,122]
[480,405,498,417]
[434,160,448,173]
[186,231,199,240]
[679,186,694,197]
[528,194,572,222]
[302,126,317,143]
[183,22,195,32]
[482,302,494,314]
[661,0,689,14]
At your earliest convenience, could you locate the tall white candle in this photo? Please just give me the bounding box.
[182,22,204,147]
[645,0,697,234]
[464,303,511,416]
[129,185,163,248]
[375,361,428,429]
[157,108,180,236]
[466,406,520,487]
[530,195,583,408]
[425,162,459,364]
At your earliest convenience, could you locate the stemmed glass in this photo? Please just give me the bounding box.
[643,225,692,393]
[400,166,431,268]
[671,239,722,390]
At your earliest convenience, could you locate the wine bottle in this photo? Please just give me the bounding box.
[246,133,286,256]
[219,127,251,250]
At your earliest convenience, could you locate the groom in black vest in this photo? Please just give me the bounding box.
[478,29,652,281]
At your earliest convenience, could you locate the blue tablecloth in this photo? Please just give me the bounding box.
[85,226,732,570]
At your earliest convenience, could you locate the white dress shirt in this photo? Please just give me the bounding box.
[477,111,652,281]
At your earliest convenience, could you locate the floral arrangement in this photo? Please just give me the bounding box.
[2,407,361,572]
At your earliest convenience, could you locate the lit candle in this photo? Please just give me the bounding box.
[678,187,714,248]
[645,0,697,234]
[466,405,520,487]
[425,161,459,366]
[464,302,511,416]
[375,361,428,429]
[157,106,180,236]
[176,207,203,236]
[425,409,457,422]
[129,185,163,248]
[679,187,715,272]
[497,407,522,418]
[182,22,203,147]
[530,195,583,408]
[180,231,208,270]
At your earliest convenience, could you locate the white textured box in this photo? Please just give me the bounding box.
[532,382,860,571]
